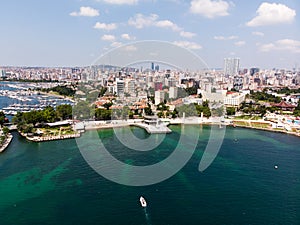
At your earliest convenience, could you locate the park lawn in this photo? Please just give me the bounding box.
[233,121,249,126]
[250,122,270,129]
[39,126,76,137]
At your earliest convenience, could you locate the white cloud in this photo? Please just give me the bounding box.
[235,41,246,47]
[94,22,117,31]
[246,2,296,27]
[102,0,138,4]
[70,6,99,17]
[190,0,230,18]
[155,20,181,31]
[111,42,123,47]
[123,45,138,51]
[173,41,202,50]
[214,35,238,40]
[252,31,264,37]
[128,13,199,41]
[180,31,196,38]
[128,13,159,29]
[101,34,116,42]
[259,39,300,53]
[128,14,183,32]
[121,33,136,40]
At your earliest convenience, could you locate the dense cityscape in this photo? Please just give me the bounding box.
[1,0,300,224]
[2,58,300,150]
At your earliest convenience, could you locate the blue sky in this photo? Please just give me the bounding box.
[0,0,299,69]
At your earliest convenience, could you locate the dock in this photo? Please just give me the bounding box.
[132,123,172,134]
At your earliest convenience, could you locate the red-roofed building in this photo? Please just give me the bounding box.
[272,101,296,111]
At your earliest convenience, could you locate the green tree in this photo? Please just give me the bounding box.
[148,87,155,96]
[144,107,153,116]
[293,101,300,116]
[73,101,92,120]
[103,102,113,110]
[0,111,5,125]
[185,87,197,95]
[86,91,99,103]
[2,127,9,135]
[99,87,108,97]
[157,111,164,118]
[95,108,112,120]
[43,106,57,123]
[56,104,73,120]
[226,107,236,116]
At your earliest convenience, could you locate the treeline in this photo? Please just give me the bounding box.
[275,87,300,95]
[176,101,211,118]
[250,90,281,103]
[293,102,300,117]
[0,111,6,125]
[5,78,60,83]
[36,85,76,97]
[12,105,72,133]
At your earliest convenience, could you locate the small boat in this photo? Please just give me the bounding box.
[139,196,147,207]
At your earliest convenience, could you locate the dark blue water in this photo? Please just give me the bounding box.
[0,125,300,225]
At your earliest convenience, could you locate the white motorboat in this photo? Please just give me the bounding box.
[139,196,147,207]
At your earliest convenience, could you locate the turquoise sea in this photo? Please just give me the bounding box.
[0,125,300,225]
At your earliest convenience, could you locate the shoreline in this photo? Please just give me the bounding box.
[0,134,13,153]
[39,91,75,102]
[18,131,81,142]
[231,122,300,137]
[9,117,300,145]
[81,118,300,138]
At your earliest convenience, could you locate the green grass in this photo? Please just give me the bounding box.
[233,121,249,126]
[250,122,270,129]
[38,126,76,137]
[0,136,5,145]
[234,115,262,120]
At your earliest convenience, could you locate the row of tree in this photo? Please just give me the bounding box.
[36,85,76,97]
[250,90,281,103]
[0,111,6,125]
[12,105,73,132]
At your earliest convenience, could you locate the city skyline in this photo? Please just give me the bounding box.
[0,0,300,69]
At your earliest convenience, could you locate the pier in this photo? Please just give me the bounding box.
[132,116,171,134]
[132,122,172,134]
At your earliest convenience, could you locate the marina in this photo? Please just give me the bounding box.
[0,82,74,116]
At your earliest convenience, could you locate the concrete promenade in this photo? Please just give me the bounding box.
[0,134,13,153]
[133,123,172,134]
[23,133,81,142]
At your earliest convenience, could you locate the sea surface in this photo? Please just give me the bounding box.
[0,125,300,225]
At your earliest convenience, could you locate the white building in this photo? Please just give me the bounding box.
[116,78,125,96]
[224,92,245,107]
[169,87,178,99]
[126,79,136,94]
[155,91,165,105]
[224,58,240,76]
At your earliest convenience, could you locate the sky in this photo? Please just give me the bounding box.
[0,0,300,70]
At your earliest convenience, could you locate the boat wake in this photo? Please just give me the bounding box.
[143,208,151,225]
[140,196,151,225]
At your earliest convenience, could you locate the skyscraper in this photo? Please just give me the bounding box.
[224,58,240,76]
[116,78,125,96]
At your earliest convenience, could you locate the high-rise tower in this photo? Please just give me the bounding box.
[224,58,240,76]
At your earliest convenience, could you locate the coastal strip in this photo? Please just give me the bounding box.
[0,134,13,153]
[232,120,300,137]
[21,133,80,142]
